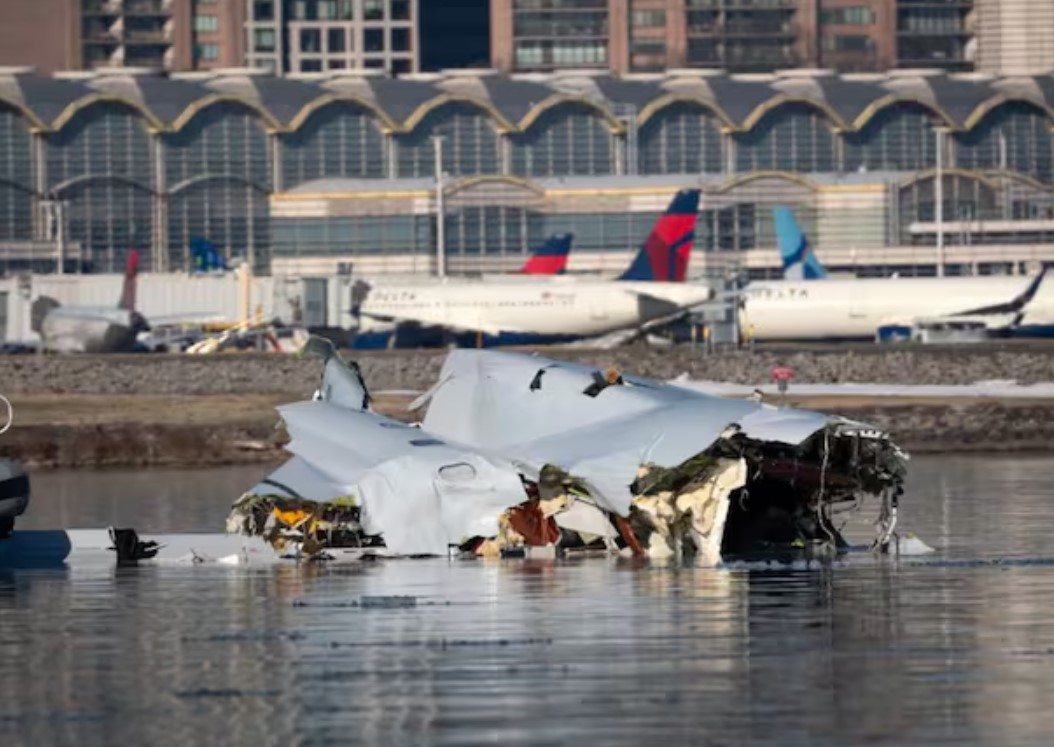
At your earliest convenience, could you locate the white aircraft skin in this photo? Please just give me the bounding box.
[34,249,224,353]
[358,280,713,339]
[39,306,147,354]
[740,275,1054,341]
[354,189,708,344]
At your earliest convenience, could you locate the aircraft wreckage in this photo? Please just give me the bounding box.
[0,337,918,568]
[216,337,909,565]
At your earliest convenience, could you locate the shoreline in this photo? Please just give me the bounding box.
[2,392,1054,469]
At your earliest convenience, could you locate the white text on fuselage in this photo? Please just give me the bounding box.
[747,287,811,301]
[370,291,577,308]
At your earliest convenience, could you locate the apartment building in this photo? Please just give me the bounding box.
[0,0,245,72]
[246,0,418,74]
[491,0,975,74]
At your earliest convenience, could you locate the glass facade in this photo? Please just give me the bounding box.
[639,102,725,175]
[280,102,388,184]
[734,103,837,173]
[510,104,614,177]
[512,0,609,71]
[46,102,155,272]
[844,103,937,172]
[954,102,1053,184]
[394,104,502,178]
[897,0,973,71]
[0,105,34,246]
[8,72,1054,276]
[163,102,272,272]
[272,214,433,257]
[898,174,1000,245]
[443,205,531,256]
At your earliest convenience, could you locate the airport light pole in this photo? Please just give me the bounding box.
[432,135,446,279]
[41,198,67,275]
[935,127,947,278]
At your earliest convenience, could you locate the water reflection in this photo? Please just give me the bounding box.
[2,456,1054,746]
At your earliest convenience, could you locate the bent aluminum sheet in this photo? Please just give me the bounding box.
[249,347,891,556]
[421,350,858,513]
[277,401,526,555]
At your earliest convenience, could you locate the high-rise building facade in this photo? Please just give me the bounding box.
[896,0,974,71]
[816,1,895,73]
[189,0,247,70]
[246,0,419,74]
[491,0,976,75]
[79,0,189,69]
[0,0,245,73]
[976,0,1054,75]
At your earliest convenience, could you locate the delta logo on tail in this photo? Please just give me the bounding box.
[520,234,573,275]
[775,206,827,280]
[618,189,701,282]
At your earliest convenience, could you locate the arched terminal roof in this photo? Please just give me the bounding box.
[3,67,1054,135]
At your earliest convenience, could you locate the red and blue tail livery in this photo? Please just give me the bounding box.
[520,233,573,275]
[118,249,140,311]
[617,189,701,282]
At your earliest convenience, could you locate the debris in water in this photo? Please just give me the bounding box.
[231,337,912,565]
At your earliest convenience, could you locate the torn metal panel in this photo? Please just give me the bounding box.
[302,336,371,411]
[252,402,528,556]
[629,457,746,564]
[238,339,910,563]
[420,350,889,519]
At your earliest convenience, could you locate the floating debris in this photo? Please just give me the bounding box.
[229,337,912,565]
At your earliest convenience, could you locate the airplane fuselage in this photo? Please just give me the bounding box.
[40,307,147,353]
[741,276,1054,341]
[357,279,713,340]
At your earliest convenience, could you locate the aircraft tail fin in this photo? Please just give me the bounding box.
[520,234,573,275]
[30,296,60,333]
[302,335,371,411]
[118,249,140,311]
[190,237,229,273]
[775,207,827,280]
[617,189,700,282]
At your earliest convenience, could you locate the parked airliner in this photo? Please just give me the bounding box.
[351,190,709,347]
[739,208,1054,341]
[31,251,150,353]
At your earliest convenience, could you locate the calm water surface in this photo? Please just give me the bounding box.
[3,456,1054,746]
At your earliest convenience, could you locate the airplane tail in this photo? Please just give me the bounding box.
[302,335,371,411]
[617,189,700,282]
[775,206,826,280]
[118,249,140,311]
[30,296,60,333]
[520,234,572,275]
[190,237,229,273]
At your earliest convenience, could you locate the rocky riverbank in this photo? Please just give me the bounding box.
[3,343,1054,468]
[3,342,1054,396]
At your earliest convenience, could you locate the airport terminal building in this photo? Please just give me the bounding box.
[3,65,1054,282]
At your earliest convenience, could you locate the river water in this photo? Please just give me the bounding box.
[4,455,1054,746]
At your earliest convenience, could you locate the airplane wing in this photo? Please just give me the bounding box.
[884,265,1052,335]
[950,264,1049,321]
